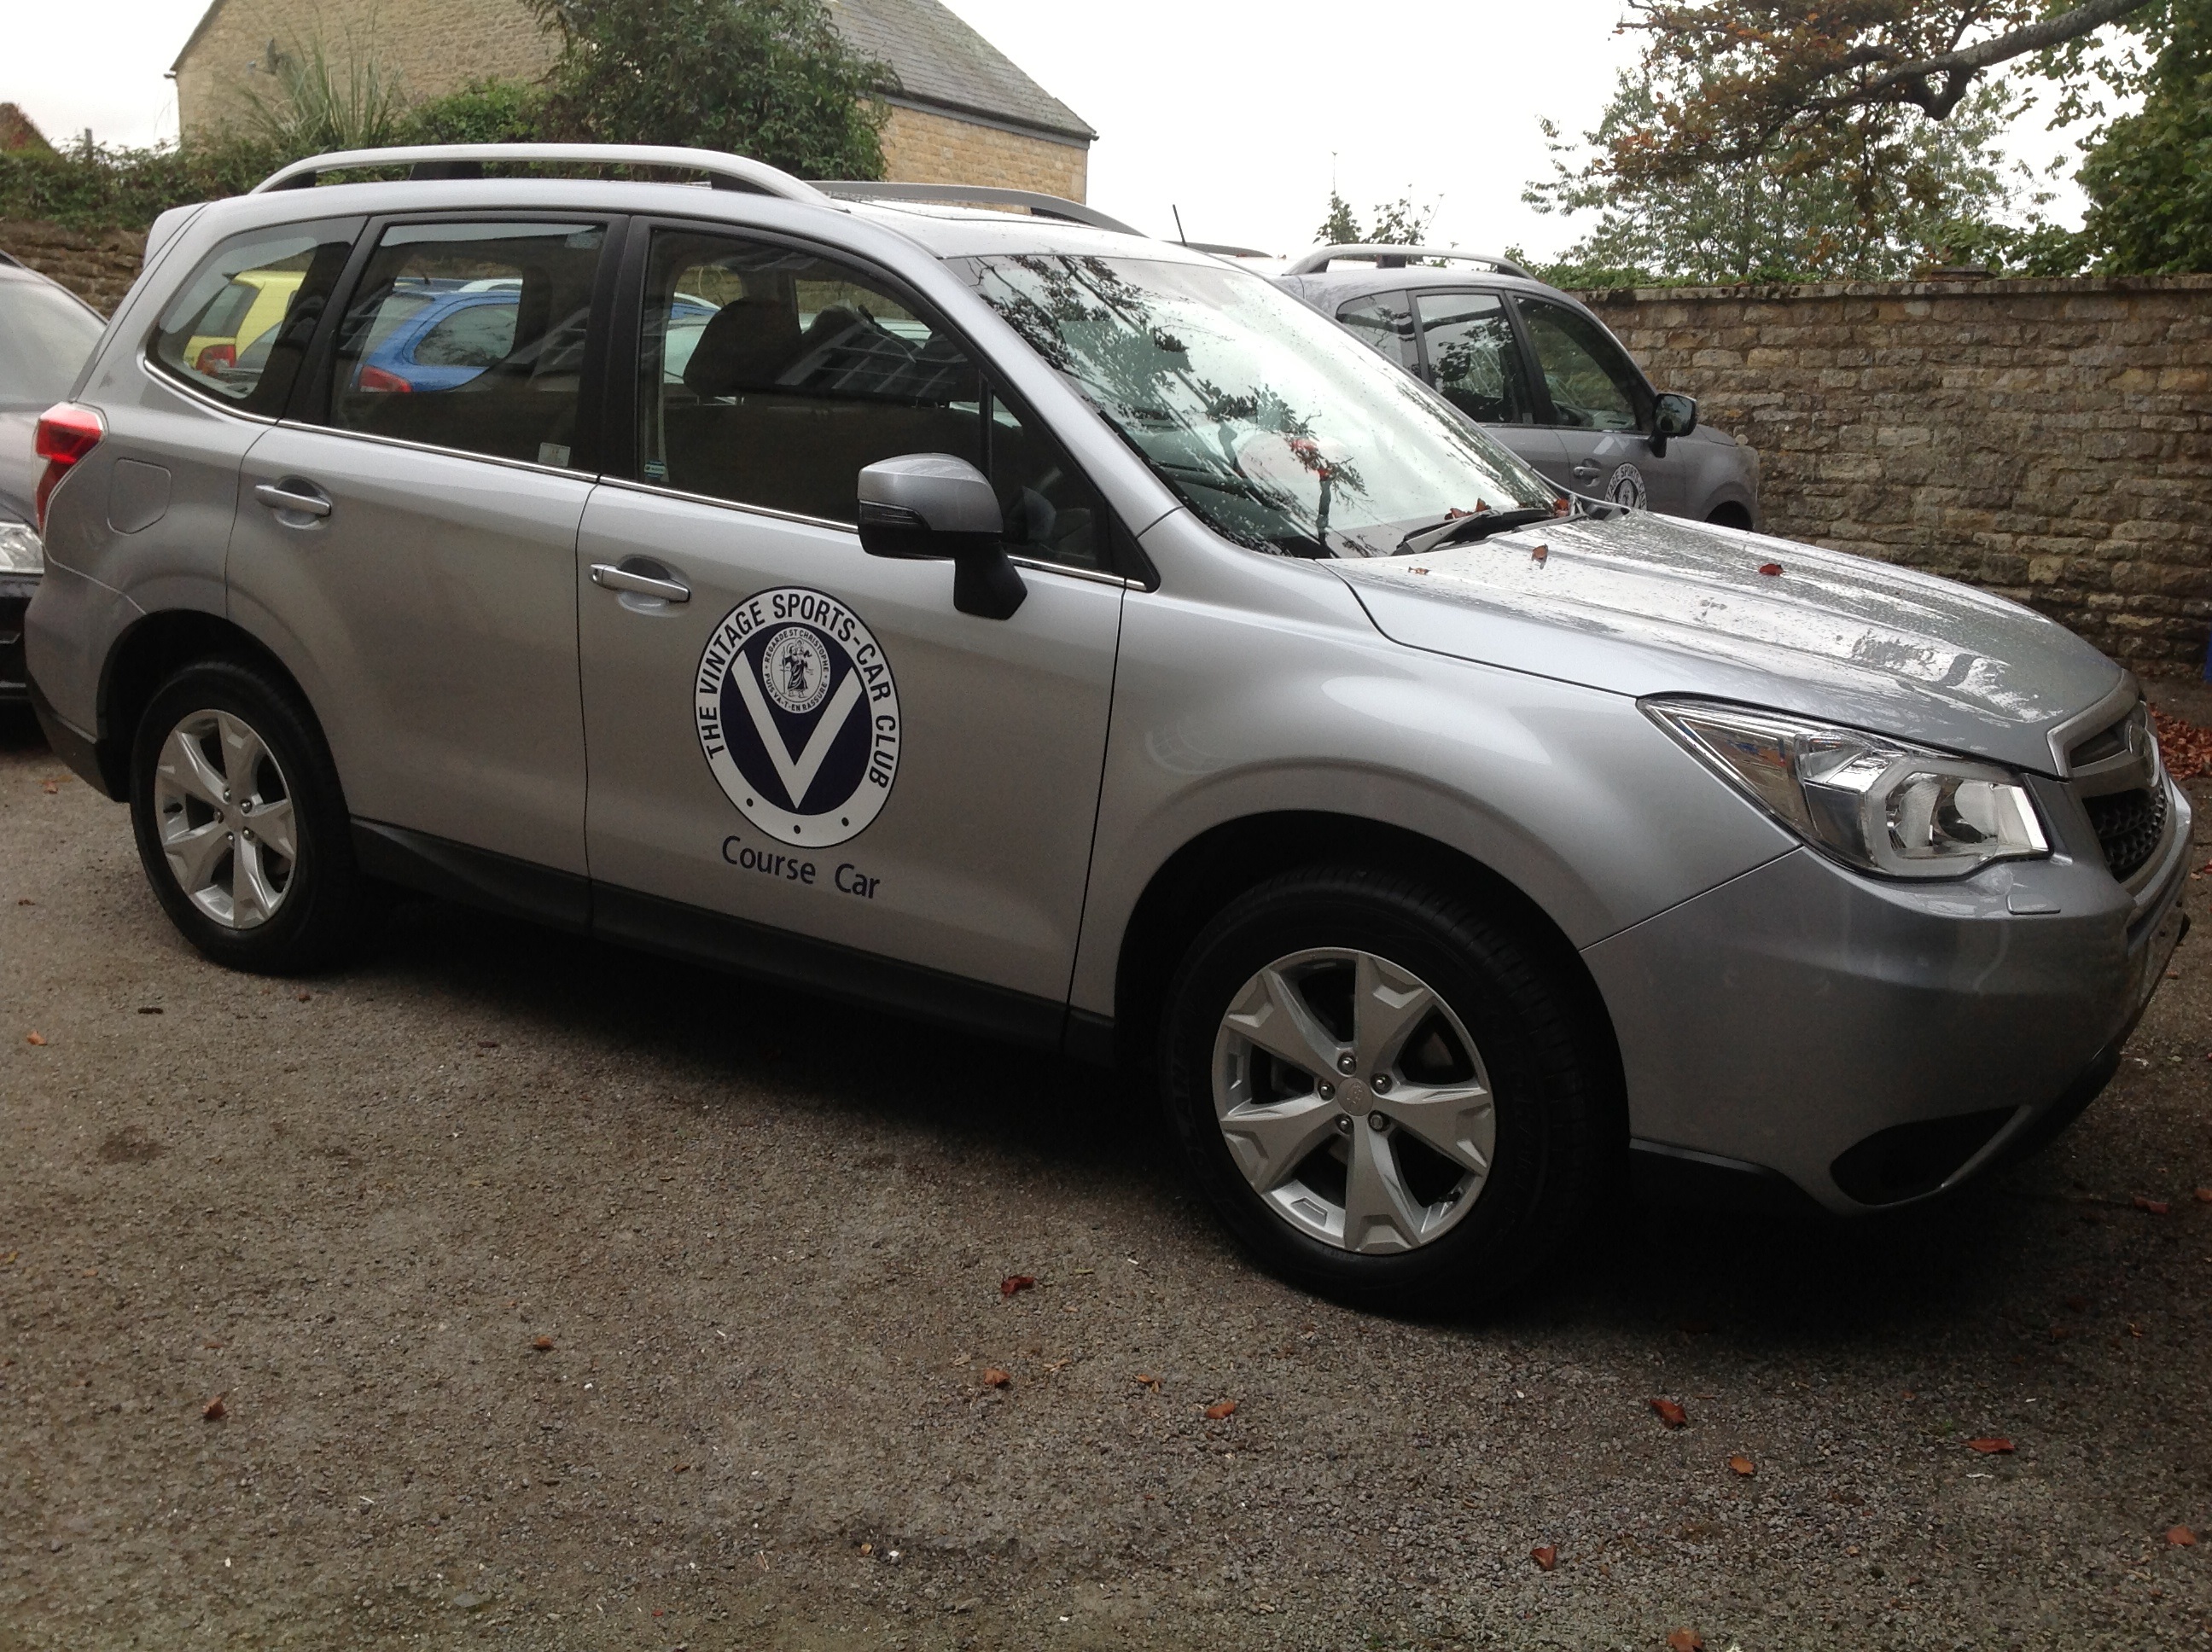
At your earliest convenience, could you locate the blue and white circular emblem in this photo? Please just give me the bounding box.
[695,587,899,848]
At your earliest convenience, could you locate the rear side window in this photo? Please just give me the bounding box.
[149,218,362,415]
[637,228,982,525]
[0,277,103,410]
[327,221,606,468]
[1335,291,1418,374]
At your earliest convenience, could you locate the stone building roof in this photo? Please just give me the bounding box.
[827,0,1093,143]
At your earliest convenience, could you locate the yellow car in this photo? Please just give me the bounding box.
[182,267,304,381]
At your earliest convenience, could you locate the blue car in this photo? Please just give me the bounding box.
[352,280,524,393]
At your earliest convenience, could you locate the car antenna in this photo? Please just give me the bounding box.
[1172,205,1188,246]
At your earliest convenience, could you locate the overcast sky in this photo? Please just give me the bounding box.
[3,0,2098,259]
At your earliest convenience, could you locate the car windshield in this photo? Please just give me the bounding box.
[0,276,102,410]
[963,253,1557,558]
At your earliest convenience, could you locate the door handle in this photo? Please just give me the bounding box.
[590,561,690,602]
[253,481,332,518]
[1570,465,1600,480]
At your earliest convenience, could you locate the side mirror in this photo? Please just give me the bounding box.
[857,453,1026,620]
[1650,392,1697,457]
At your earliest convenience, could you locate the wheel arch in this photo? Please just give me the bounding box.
[94,609,319,800]
[1110,811,1625,1113]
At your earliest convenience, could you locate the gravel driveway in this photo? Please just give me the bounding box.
[3,702,2209,1652]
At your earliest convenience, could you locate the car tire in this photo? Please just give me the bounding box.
[1160,865,1613,1311]
[129,657,369,974]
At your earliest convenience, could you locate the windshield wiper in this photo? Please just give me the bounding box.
[1397,505,1560,557]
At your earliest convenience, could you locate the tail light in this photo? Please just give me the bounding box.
[33,402,105,535]
[356,364,412,393]
[195,342,236,375]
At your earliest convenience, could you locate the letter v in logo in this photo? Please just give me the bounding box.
[696,589,901,849]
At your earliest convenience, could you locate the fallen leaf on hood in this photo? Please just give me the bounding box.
[1728,1454,1755,1476]
[2168,1525,2197,1546]
[999,1275,1036,1298]
[532,1336,554,1352]
[41,780,59,794]
[25,1032,45,1045]
[1649,1397,1688,1428]
[1530,1544,1557,1570]
[1204,1399,1237,1421]
[981,1367,1011,1388]
[1530,544,1549,565]
[1757,562,1784,577]
[1967,1436,2015,1454]
[1666,1630,1704,1651]
[202,1394,227,1422]
[2134,1195,2171,1215]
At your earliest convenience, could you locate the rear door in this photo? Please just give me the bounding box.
[576,223,1125,1014]
[227,215,616,876]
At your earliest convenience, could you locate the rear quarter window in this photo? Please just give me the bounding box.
[148,218,363,416]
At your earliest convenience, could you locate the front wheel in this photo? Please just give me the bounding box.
[129,658,369,973]
[1160,867,1614,1310]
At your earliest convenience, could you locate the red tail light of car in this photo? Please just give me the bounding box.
[194,342,236,375]
[34,402,106,535]
[356,365,412,393]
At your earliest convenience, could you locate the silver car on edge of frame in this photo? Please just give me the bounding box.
[24,146,2191,1308]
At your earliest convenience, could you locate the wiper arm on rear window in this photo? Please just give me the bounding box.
[1397,504,1560,557]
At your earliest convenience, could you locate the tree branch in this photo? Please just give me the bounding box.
[1827,0,2154,111]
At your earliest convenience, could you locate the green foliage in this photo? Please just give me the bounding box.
[240,32,411,154]
[0,137,278,230]
[1310,191,1435,247]
[529,0,889,177]
[2074,0,2212,271]
[405,79,550,146]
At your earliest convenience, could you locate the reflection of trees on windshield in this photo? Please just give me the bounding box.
[975,254,1368,556]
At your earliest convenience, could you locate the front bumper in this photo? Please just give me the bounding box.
[0,577,32,702]
[1586,777,2193,1213]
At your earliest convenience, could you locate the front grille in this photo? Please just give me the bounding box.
[2084,784,2167,881]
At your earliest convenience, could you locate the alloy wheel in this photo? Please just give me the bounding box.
[1211,947,1495,1253]
[151,708,299,929]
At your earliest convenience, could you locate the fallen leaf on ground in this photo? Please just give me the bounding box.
[999,1275,1036,1298]
[1649,1397,1688,1428]
[672,1463,689,1474]
[2150,708,2210,782]
[1530,1544,1556,1570]
[25,1032,44,1045]
[1132,1373,1161,1392]
[1728,1454,1755,1476]
[1667,1630,1704,1651]
[42,780,59,794]
[1968,1436,2015,1454]
[1204,1399,1237,1421]
[15,898,31,905]
[137,1005,162,1015]
[2134,1195,2171,1214]
[981,1368,1010,1388]
[2169,1525,2197,1547]
[2196,1188,2212,1203]
[532,1336,554,1352]
[202,1395,226,1421]
[1757,561,1783,577]
[296,992,311,1002]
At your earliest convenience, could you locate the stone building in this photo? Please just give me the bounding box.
[168,0,1095,198]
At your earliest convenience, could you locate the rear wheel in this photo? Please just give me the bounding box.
[1160,866,1612,1309]
[130,659,368,973]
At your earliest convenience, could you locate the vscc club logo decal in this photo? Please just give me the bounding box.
[696,587,899,848]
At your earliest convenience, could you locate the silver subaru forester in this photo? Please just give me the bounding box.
[25,145,2190,1307]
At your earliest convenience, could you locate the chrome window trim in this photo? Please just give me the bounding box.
[138,345,284,425]
[271,419,597,481]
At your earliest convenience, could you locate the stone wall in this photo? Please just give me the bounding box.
[1581,276,2212,677]
[877,103,1087,201]
[0,221,148,314]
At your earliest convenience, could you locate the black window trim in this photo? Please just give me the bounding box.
[285,208,628,478]
[613,212,1152,586]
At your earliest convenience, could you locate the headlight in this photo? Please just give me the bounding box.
[1647,699,2048,880]
[0,522,41,575]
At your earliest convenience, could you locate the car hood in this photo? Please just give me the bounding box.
[1330,511,2122,774]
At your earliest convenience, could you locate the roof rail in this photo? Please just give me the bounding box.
[812,180,1142,237]
[1284,244,1531,278]
[253,144,829,202]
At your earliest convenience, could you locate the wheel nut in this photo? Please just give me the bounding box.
[1368,1110,1388,1131]
[1318,1081,1336,1101]
[1371,1074,1393,1094]
[1336,1053,1356,1075]
[1336,1115,1353,1134]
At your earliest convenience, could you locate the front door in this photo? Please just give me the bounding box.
[578,225,1123,1007]
[1511,294,1692,517]
[227,216,614,874]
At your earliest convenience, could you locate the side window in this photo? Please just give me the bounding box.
[1335,291,1418,373]
[1412,290,1534,425]
[327,221,605,468]
[1516,298,1648,432]
[148,218,362,416]
[987,391,1106,571]
[640,229,981,524]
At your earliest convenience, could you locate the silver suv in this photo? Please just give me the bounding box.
[26,145,2188,1307]
[1275,247,1760,526]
